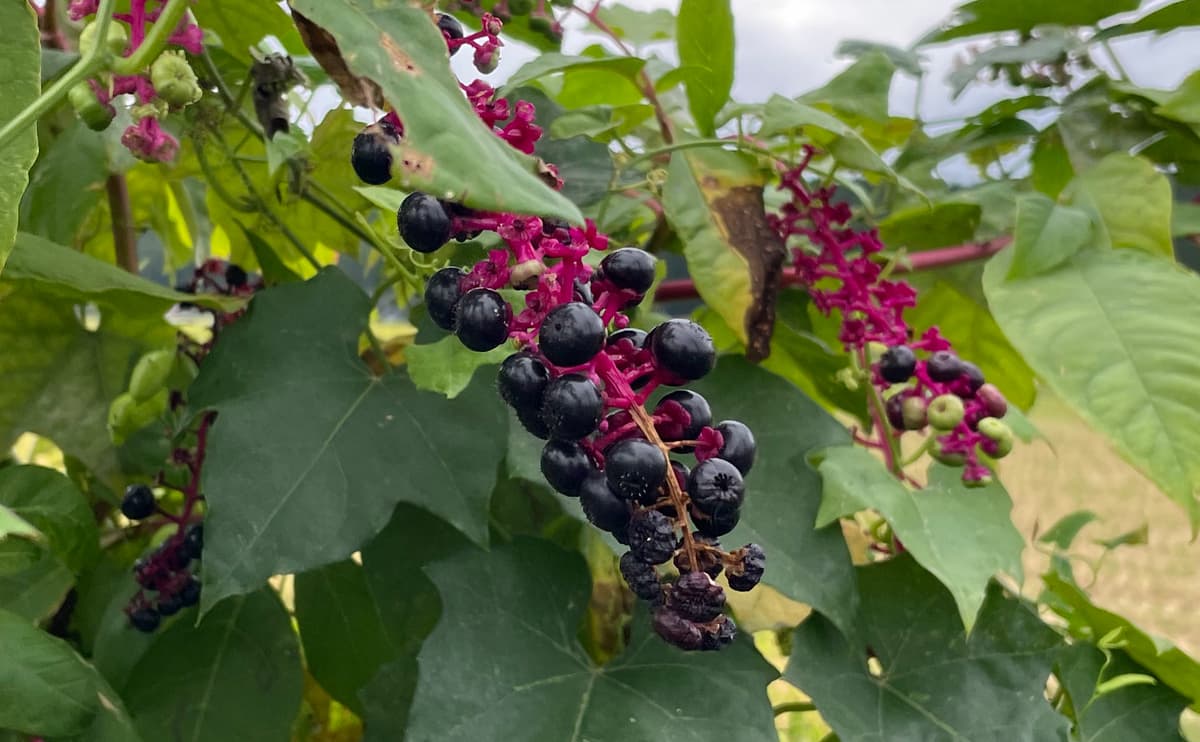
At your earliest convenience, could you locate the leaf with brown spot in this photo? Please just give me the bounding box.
[291,8,382,107]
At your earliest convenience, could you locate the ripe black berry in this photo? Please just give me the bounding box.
[714,420,756,475]
[121,484,156,520]
[183,524,203,560]
[726,543,766,592]
[627,509,677,565]
[424,267,467,332]
[667,571,725,623]
[454,288,511,351]
[573,278,593,305]
[652,607,703,651]
[879,345,916,383]
[540,439,593,497]
[398,192,452,254]
[655,390,711,450]
[350,121,400,185]
[516,405,550,440]
[157,594,183,617]
[926,351,965,382]
[702,616,737,651]
[436,12,464,43]
[605,438,667,502]
[541,374,603,440]
[539,302,605,367]
[620,551,662,602]
[648,319,716,381]
[960,361,985,393]
[179,577,201,607]
[129,607,160,633]
[689,502,739,537]
[497,352,549,412]
[607,327,647,351]
[688,458,745,517]
[599,247,656,294]
[579,471,631,534]
[225,264,248,288]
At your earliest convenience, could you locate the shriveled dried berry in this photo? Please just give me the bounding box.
[619,551,662,602]
[701,615,737,651]
[674,534,723,578]
[652,607,703,651]
[627,508,677,565]
[726,543,766,592]
[667,571,726,623]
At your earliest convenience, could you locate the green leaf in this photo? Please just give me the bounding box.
[264,131,308,178]
[1031,125,1076,198]
[0,0,39,271]
[1063,153,1174,256]
[237,223,303,285]
[1174,201,1200,236]
[193,0,305,55]
[928,0,1140,41]
[1038,509,1100,549]
[294,559,393,715]
[878,201,982,250]
[406,335,508,399]
[984,247,1200,527]
[1098,0,1200,37]
[18,121,107,248]
[1057,644,1190,741]
[189,268,508,612]
[0,503,39,541]
[403,538,779,742]
[1008,193,1094,278]
[946,31,1077,98]
[0,466,97,574]
[816,449,1024,628]
[0,539,74,622]
[498,53,645,98]
[677,0,735,136]
[801,52,895,123]
[288,0,581,224]
[1156,70,1200,126]
[511,87,617,210]
[1044,571,1200,709]
[786,556,1068,741]
[688,357,860,634]
[122,589,302,742]
[835,39,922,76]
[594,4,676,45]
[1095,523,1149,550]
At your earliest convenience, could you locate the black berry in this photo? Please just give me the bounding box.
[926,351,965,382]
[878,345,916,383]
[178,577,201,607]
[350,121,400,185]
[497,352,549,412]
[540,439,593,497]
[726,543,766,592]
[183,524,203,560]
[539,302,605,367]
[655,390,711,450]
[579,471,631,534]
[424,267,466,332]
[701,616,737,651]
[225,264,248,288]
[714,420,756,475]
[667,571,726,623]
[648,319,716,381]
[607,327,647,351]
[689,502,739,537]
[620,551,662,602]
[436,12,464,43]
[121,484,156,520]
[627,509,677,565]
[604,438,667,502]
[653,607,703,650]
[398,192,452,254]
[541,374,603,440]
[688,458,745,517]
[129,607,160,633]
[960,361,986,393]
[572,278,594,305]
[599,247,656,294]
[157,594,183,617]
[454,288,511,352]
[517,405,550,440]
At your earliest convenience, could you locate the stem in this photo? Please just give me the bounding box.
[111,0,190,75]
[857,347,904,477]
[629,403,699,572]
[773,702,816,716]
[0,0,117,151]
[198,46,264,136]
[106,174,138,272]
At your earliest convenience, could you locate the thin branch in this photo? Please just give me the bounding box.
[106,174,138,273]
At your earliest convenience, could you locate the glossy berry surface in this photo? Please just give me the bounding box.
[605,438,667,502]
[579,471,631,533]
[606,327,647,351]
[620,551,662,601]
[225,264,248,288]
[599,247,656,294]
[541,374,603,440]
[667,571,726,623]
[689,502,739,538]
[688,458,745,517]
[879,344,916,383]
[398,192,452,254]
[539,302,605,367]
[648,319,716,381]
[121,484,155,520]
[455,288,511,351]
[424,267,467,331]
[726,543,766,592]
[129,607,160,633]
[350,121,399,185]
[926,351,965,382]
[655,390,712,448]
[517,405,550,440]
[436,12,464,42]
[715,420,756,475]
[960,360,986,392]
[540,439,593,497]
[497,352,550,412]
[627,509,677,565]
[183,524,204,560]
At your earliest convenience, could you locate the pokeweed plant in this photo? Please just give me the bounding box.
[0,0,1198,740]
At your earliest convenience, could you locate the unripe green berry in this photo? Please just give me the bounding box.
[128,349,175,403]
[474,48,500,74]
[107,389,168,444]
[68,82,114,131]
[79,21,129,58]
[977,417,1014,458]
[927,394,965,431]
[150,51,203,108]
[931,439,966,466]
[901,396,928,430]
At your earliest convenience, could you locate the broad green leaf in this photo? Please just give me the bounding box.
[0,466,97,573]
[595,4,676,45]
[1064,154,1174,256]
[557,66,645,108]
[878,201,982,250]
[927,0,1140,41]
[1008,193,1094,278]
[677,0,735,136]
[18,121,108,248]
[688,357,860,634]
[1058,644,1189,741]
[1031,125,1076,198]
[511,87,617,210]
[1038,509,1100,549]
[835,39,922,76]
[1098,0,1200,37]
[946,31,1077,98]
[786,556,1068,742]
[288,0,581,224]
[122,589,302,742]
[406,335,508,399]
[0,539,74,622]
[498,53,645,98]
[816,449,1024,628]
[237,224,303,286]
[984,247,1200,527]
[193,0,305,56]
[801,52,895,123]
[1174,202,1200,236]
[0,503,39,541]
[353,185,407,214]
[190,268,508,612]
[1095,522,1149,551]
[294,559,393,715]
[0,0,39,272]
[1043,571,1200,709]
[403,538,779,742]
[1157,69,1200,126]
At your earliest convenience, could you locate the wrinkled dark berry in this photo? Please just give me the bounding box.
[398,192,452,254]
[674,534,723,578]
[701,616,737,651]
[878,345,916,383]
[599,247,656,294]
[977,383,1008,419]
[714,420,756,475]
[454,288,511,351]
[178,577,201,607]
[540,439,593,497]
[423,267,466,331]
[605,438,666,502]
[579,471,631,534]
[960,360,986,393]
[689,503,739,538]
[541,374,603,440]
[926,351,965,382]
[516,405,550,440]
[225,264,248,288]
[652,607,703,650]
[627,509,677,565]
[688,458,745,517]
[667,571,725,623]
[620,551,662,602]
[539,302,605,367]
[648,319,716,382]
[183,524,204,560]
[129,607,160,633]
[157,594,183,617]
[726,543,766,592]
[350,121,400,185]
[436,12,464,43]
[121,484,156,520]
[497,352,550,412]
[655,390,711,451]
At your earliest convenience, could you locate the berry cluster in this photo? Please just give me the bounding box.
[445,0,565,44]
[350,14,766,650]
